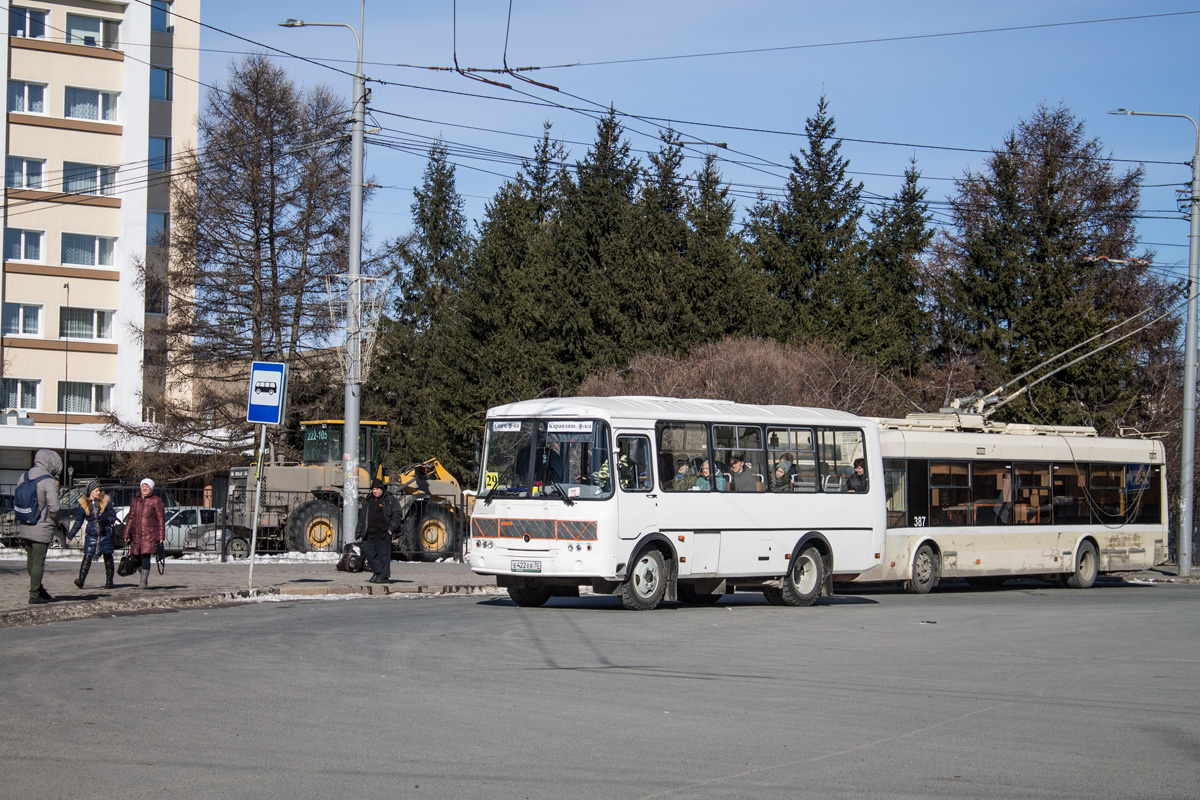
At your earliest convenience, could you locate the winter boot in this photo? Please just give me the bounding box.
[138,568,149,589]
[75,555,92,589]
[103,556,114,588]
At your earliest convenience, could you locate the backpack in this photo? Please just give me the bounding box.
[14,471,54,525]
[336,541,365,573]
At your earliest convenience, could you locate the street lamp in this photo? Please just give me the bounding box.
[281,3,367,546]
[1110,106,1200,576]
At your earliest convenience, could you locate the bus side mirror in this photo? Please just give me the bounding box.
[473,438,482,472]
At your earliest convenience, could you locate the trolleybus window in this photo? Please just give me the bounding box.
[1051,463,1089,524]
[971,462,1011,525]
[1130,465,1162,524]
[930,462,970,526]
[1014,462,1052,524]
[884,459,906,527]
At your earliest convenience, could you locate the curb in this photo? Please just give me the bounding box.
[0,583,501,629]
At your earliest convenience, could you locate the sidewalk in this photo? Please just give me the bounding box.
[0,549,500,628]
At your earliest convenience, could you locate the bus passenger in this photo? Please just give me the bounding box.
[847,458,868,493]
[694,460,726,492]
[771,464,792,492]
[674,459,697,491]
[729,453,758,492]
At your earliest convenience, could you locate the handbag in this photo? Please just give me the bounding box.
[117,552,139,577]
[155,541,166,575]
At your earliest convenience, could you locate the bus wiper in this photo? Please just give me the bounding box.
[483,465,512,506]
[548,481,575,506]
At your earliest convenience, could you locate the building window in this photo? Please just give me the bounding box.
[62,233,116,267]
[65,87,119,122]
[147,212,169,246]
[1,378,39,411]
[60,306,114,340]
[4,229,42,261]
[150,0,172,33]
[65,14,119,49]
[145,279,168,314]
[63,162,117,196]
[2,303,41,336]
[7,80,45,114]
[58,381,112,414]
[148,137,171,171]
[150,67,173,101]
[9,7,47,39]
[5,156,44,189]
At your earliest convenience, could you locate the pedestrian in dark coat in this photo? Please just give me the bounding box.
[68,479,118,589]
[17,449,61,604]
[124,478,165,589]
[356,478,401,584]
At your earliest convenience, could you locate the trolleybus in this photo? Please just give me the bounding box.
[468,397,1167,609]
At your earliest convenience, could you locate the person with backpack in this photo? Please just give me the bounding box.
[16,449,62,605]
[67,480,118,589]
[124,478,165,590]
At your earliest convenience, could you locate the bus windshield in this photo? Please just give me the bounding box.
[481,418,613,501]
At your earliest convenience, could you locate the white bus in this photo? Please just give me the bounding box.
[467,397,1167,609]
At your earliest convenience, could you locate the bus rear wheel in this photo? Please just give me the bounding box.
[1065,541,1098,589]
[619,549,667,610]
[508,582,553,607]
[906,544,939,594]
[780,545,823,606]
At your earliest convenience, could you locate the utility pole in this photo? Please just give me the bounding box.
[281,1,367,548]
[1110,106,1198,576]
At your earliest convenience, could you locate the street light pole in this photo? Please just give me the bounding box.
[1110,106,1199,576]
[282,2,367,547]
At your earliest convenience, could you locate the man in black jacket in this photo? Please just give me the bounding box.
[357,478,401,584]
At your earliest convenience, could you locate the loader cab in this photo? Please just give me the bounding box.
[300,420,387,479]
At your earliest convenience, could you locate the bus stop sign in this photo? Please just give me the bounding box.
[246,361,288,426]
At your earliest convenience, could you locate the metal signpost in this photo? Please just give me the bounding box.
[245,361,288,590]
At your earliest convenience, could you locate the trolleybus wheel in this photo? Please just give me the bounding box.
[906,544,939,595]
[780,544,824,606]
[1066,541,1098,589]
[619,548,667,610]
[508,582,553,607]
[678,583,722,604]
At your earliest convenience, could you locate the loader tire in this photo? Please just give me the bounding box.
[410,504,456,562]
[287,501,341,553]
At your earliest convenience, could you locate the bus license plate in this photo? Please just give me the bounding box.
[512,560,542,573]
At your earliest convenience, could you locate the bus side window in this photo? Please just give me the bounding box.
[617,435,653,492]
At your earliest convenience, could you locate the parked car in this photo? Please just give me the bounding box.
[163,507,219,555]
[183,522,251,559]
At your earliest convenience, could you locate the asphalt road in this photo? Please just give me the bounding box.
[2,580,1198,800]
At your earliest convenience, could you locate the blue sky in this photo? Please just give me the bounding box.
[196,1,1200,285]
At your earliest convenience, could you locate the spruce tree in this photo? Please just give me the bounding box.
[743,95,866,344]
[863,158,933,374]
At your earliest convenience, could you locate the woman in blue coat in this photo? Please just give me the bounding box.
[68,480,118,589]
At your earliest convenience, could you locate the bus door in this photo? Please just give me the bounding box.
[614,433,657,540]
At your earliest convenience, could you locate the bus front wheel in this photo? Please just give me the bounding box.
[1065,541,1098,589]
[780,545,823,606]
[619,549,667,610]
[906,545,939,594]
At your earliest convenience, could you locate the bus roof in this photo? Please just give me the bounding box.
[487,396,866,426]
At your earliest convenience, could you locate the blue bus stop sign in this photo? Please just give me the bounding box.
[246,361,288,426]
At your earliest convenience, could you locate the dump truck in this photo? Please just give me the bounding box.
[225,420,466,560]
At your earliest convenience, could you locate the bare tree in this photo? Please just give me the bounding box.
[106,55,355,480]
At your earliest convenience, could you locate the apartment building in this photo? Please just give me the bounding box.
[0,0,199,485]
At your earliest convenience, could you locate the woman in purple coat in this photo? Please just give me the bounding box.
[68,480,118,589]
[124,478,165,589]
